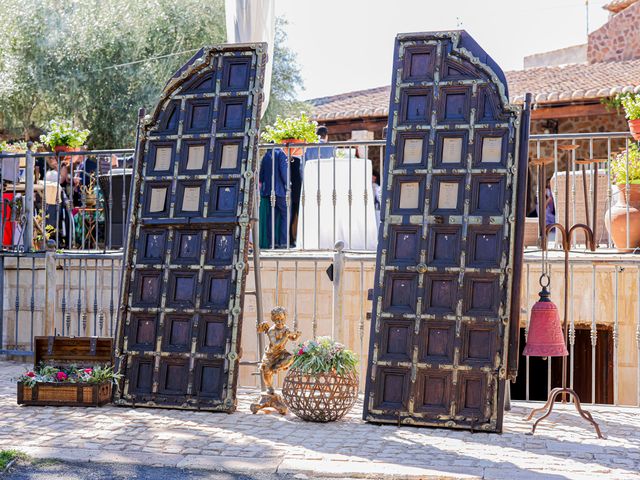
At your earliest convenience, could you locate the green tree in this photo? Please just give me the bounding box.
[0,0,305,148]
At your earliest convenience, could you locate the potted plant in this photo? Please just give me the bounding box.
[618,93,640,140]
[261,113,319,157]
[39,119,90,160]
[0,140,42,154]
[81,174,98,207]
[605,144,640,251]
[281,336,359,422]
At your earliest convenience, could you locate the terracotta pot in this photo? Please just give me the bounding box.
[54,145,81,165]
[280,138,304,158]
[53,145,73,153]
[629,119,640,141]
[604,184,640,252]
[84,194,97,207]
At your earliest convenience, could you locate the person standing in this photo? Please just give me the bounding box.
[259,146,289,248]
[288,149,303,247]
[304,126,333,161]
[372,173,382,224]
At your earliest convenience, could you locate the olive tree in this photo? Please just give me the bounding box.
[0,0,305,148]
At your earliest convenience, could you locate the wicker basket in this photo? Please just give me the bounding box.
[281,369,358,422]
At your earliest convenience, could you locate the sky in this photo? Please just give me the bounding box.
[274,0,611,100]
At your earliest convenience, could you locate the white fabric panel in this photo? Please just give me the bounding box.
[225,0,275,118]
[298,158,378,251]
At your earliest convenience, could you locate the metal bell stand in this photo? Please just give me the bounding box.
[525,144,604,439]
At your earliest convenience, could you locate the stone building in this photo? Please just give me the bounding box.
[310,0,640,161]
[301,0,640,405]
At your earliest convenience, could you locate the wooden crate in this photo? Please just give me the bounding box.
[17,336,113,407]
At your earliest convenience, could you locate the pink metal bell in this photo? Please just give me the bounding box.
[523,284,568,357]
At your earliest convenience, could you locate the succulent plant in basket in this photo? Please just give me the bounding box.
[281,336,359,422]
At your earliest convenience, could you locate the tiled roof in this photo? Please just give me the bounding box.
[309,59,640,121]
[310,86,391,121]
[603,0,638,13]
[508,58,640,103]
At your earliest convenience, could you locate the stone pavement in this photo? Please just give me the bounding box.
[1,361,639,480]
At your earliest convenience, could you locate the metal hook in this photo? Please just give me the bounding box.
[539,273,551,288]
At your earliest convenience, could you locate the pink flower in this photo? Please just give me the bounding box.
[298,348,304,356]
[56,371,68,381]
[26,371,35,378]
[83,368,92,375]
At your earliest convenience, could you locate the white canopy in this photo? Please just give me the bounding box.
[225,0,275,118]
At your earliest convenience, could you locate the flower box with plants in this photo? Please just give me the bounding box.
[621,93,640,140]
[281,336,359,422]
[605,143,640,251]
[40,119,90,156]
[261,113,319,157]
[609,92,640,140]
[17,336,117,407]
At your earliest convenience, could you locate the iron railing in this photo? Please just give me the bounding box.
[0,148,134,253]
[1,132,640,404]
[1,247,639,404]
[0,132,636,254]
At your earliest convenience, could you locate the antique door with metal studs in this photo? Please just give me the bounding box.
[363,31,530,432]
[114,43,266,411]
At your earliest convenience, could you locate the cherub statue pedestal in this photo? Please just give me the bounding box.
[251,306,300,415]
[250,392,288,415]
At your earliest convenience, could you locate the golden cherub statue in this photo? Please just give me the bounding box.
[250,306,301,414]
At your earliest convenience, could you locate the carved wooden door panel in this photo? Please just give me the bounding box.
[114,44,266,411]
[363,31,529,432]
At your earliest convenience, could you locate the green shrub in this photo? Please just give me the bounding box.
[290,336,358,376]
[0,450,27,470]
[610,143,640,185]
[39,120,90,149]
[261,113,319,144]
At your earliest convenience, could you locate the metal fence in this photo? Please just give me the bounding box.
[256,141,385,251]
[528,131,635,250]
[0,132,635,254]
[1,246,639,404]
[1,133,640,404]
[0,148,134,253]
[257,133,637,252]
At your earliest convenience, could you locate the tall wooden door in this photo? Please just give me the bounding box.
[363,31,530,432]
[114,43,267,411]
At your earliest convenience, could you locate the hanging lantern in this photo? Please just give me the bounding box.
[523,275,568,357]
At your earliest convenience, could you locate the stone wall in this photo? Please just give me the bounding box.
[524,44,587,69]
[588,1,640,63]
